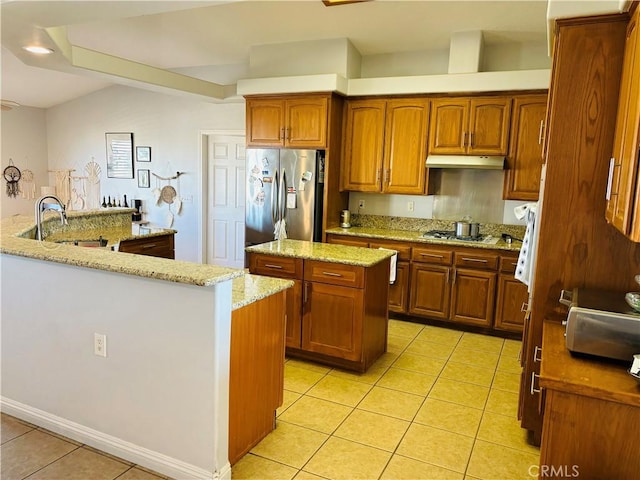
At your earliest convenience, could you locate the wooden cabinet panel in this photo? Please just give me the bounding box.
[494,274,528,332]
[504,95,548,200]
[302,281,364,362]
[285,280,303,348]
[383,99,429,194]
[341,99,386,192]
[341,97,429,194]
[246,94,329,148]
[249,254,304,279]
[429,96,511,155]
[368,240,412,261]
[409,263,451,320]
[607,6,640,241]
[229,290,286,465]
[468,98,512,155]
[388,261,409,314]
[304,260,365,288]
[450,268,496,327]
[326,235,369,248]
[118,234,174,259]
[429,99,468,154]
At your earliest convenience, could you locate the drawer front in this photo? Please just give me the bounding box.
[326,234,369,248]
[118,235,174,259]
[250,254,303,279]
[304,260,364,288]
[368,240,412,262]
[412,246,453,265]
[500,255,520,274]
[454,251,499,270]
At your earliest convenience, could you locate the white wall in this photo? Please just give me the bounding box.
[0,106,49,217]
[45,86,245,262]
[1,254,232,479]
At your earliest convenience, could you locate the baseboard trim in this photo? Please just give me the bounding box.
[1,397,231,480]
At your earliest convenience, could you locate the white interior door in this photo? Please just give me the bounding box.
[206,134,246,268]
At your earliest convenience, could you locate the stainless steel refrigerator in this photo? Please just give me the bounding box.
[245,148,325,250]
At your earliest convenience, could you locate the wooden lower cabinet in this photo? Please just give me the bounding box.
[388,261,409,314]
[302,281,364,362]
[248,252,389,372]
[409,263,451,320]
[450,268,496,327]
[118,233,174,259]
[229,290,287,465]
[494,274,529,332]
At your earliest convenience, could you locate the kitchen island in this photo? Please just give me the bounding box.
[246,239,393,372]
[0,212,291,479]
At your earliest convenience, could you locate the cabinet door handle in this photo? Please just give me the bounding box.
[420,253,444,259]
[376,169,382,183]
[533,345,542,362]
[322,271,343,277]
[452,269,457,284]
[385,169,390,183]
[606,157,617,201]
[264,264,283,269]
[538,120,544,145]
[463,131,468,147]
[303,282,309,304]
[461,257,488,263]
[530,372,541,394]
[469,132,474,148]
[280,127,285,141]
[446,269,450,284]
[521,302,529,312]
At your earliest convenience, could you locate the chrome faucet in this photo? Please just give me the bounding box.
[35,195,68,241]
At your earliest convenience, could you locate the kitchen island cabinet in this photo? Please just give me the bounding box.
[428,96,512,155]
[341,97,430,194]
[247,240,392,372]
[538,321,640,479]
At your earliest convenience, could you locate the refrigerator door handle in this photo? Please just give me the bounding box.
[272,170,279,224]
[280,169,287,221]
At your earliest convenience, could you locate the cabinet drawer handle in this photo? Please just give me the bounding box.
[469,132,474,148]
[285,127,290,140]
[264,264,283,269]
[322,271,343,277]
[533,345,542,363]
[420,253,444,259]
[142,244,157,249]
[461,257,488,263]
[530,372,541,394]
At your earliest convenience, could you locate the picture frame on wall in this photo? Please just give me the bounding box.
[105,132,134,178]
[137,169,150,188]
[136,146,151,162]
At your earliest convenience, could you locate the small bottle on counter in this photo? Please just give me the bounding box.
[123,194,129,208]
[102,196,107,208]
[107,196,112,208]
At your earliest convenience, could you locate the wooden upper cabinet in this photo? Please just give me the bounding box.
[246,94,328,148]
[606,6,640,242]
[429,96,512,155]
[504,94,548,201]
[341,97,429,194]
[384,99,430,194]
[341,99,386,192]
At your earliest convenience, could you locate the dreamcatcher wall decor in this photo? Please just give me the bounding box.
[151,171,184,228]
[4,159,21,198]
[84,158,102,210]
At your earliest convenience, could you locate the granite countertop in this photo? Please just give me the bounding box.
[245,239,395,266]
[1,212,243,287]
[324,226,523,252]
[231,273,294,310]
[44,224,175,247]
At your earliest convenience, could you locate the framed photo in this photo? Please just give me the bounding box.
[106,132,134,178]
[136,146,151,162]
[137,169,150,188]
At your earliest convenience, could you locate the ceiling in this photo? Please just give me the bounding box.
[0,0,626,109]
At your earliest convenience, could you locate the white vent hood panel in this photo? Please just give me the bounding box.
[426,155,505,170]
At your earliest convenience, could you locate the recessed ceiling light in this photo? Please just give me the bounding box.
[22,45,54,55]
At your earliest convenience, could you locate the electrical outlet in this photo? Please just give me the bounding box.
[94,333,107,357]
[358,199,365,209]
[407,201,415,212]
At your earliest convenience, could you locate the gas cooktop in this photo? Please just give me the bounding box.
[422,230,500,244]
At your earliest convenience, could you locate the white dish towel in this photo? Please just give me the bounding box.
[379,248,398,284]
[514,202,538,289]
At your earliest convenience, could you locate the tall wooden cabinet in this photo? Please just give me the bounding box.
[341,97,430,194]
[519,13,640,444]
[429,97,512,155]
[503,94,548,201]
[606,2,640,242]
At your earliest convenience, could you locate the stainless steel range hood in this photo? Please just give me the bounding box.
[425,155,505,170]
